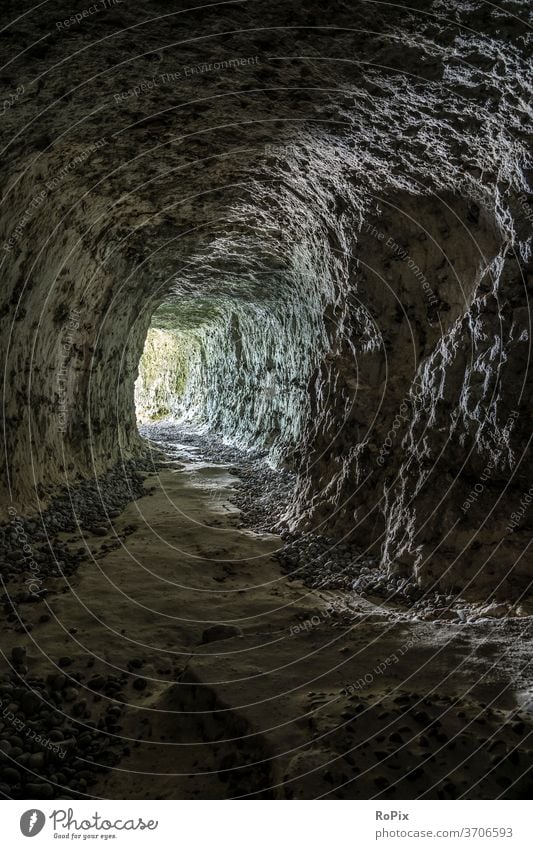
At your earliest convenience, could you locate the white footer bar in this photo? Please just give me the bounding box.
[4,799,530,848]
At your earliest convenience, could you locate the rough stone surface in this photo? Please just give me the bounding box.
[0,0,531,602]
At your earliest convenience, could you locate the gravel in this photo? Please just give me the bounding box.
[0,455,161,603]
[0,664,128,800]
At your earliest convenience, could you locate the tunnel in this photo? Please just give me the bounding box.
[0,0,532,803]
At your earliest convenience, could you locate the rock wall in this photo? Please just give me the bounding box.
[1,0,531,597]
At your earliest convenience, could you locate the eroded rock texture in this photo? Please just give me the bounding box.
[1,0,531,598]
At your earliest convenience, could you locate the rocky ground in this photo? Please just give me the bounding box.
[143,422,533,622]
[0,459,161,799]
[0,420,531,799]
[0,458,157,580]
[0,663,128,800]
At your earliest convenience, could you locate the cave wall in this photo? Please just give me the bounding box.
[0,153,156,512]
[285,191,532,598]
[1,0,531,597]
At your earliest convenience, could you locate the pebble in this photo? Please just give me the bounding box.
[11,646,26,665]
[25,782,53,798]
[201,624,243,643]
[21,691,41,716]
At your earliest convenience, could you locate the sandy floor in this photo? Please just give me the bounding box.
[2,435,533,799]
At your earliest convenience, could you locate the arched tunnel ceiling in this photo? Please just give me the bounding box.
[0,0,532,600]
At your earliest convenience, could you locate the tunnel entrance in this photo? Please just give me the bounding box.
[134,283,327,464]
[135,327,192,424]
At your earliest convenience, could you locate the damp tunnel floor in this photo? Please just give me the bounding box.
[2,419,531,800]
